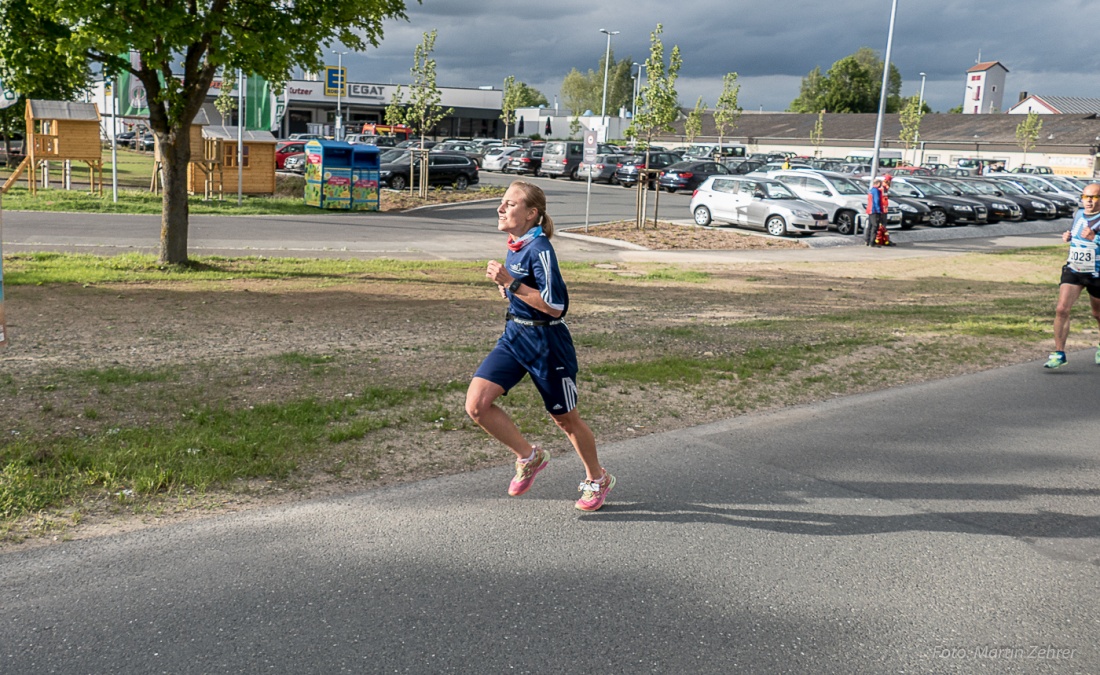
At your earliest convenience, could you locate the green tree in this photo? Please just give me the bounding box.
[820,56,876,113]
[853,46,902,113]
[685,96,705,144]
[560,50,633,117]
[788,66,825,113]
[387,30,453,197]
[0,0,409,264]
[629,23,680,228]
[499,77,545,143]
[0,0,93,158]
[1016,111,1043,166]
[787,48,902,114]
[810,109,825,158]
[713,72,741,148]
[898,94,925,164]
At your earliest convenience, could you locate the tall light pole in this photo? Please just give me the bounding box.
[333,50,347,140]
[599,28,619,142]
[869,0,898,182]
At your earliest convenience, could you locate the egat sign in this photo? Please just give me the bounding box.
[208,79,389,103]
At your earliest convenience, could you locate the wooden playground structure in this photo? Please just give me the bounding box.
[1,99,103,195]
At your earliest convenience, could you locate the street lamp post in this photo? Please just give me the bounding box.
[869,0,899,182]
[599,28,619,142]
[333,50,347,141]
[631,62,645,149]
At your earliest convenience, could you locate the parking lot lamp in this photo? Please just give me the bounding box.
[869,0,898,182]
[599,28,619,141]
[333,50,347,140]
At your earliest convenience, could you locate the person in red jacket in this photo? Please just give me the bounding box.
[876,175,894,246]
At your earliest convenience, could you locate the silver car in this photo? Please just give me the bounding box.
[690,176,829,236]
[481,146,523,172]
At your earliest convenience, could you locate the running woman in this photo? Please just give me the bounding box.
[465,180,615,511]
[1045,182,1100,368]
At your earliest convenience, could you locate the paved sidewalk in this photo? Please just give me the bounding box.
[2,354,1098,673]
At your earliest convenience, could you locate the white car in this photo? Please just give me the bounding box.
[690,176,829,237]
[767,169,901,234]
[481,146,523,172]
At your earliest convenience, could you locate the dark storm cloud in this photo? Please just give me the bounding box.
[338,1,1100,114]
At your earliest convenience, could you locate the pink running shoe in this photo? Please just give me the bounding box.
[575,472,615,511]
[508,446,549,496]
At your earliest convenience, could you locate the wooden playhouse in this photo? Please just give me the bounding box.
[187,123,278,197]
[2,99,103,195]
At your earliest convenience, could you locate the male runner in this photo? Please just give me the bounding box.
[1045,182,1100,368]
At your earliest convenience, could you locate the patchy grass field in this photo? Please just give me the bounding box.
[0,246,1080,547]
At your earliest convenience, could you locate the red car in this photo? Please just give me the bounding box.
[275,141,307,170]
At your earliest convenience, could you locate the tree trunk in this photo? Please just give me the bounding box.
[158,132,191,264]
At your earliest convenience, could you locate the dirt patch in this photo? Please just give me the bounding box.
[577,221,807,250]
[0,248,1070,549]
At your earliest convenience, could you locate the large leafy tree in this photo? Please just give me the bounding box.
[500,77,546,142]
[0,0,410,264]
[788,47,902,114]
[0,0,93,158]
[560,50,633,117]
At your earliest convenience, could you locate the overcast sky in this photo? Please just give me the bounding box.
[328,0,1095,114]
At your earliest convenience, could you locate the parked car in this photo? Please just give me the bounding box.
[395,139,437,150]
[505,146,544,175]
[886,177,989,226]
[1011,164,1053,175]
[614,152,680,188]
[378,152,479,191]
[768,170,884,235]
[689,176,830,237]
[723,158,767,175]
[433,140,487,167]
[540,140,585,179]
[890,166,934,176]
[657,160,729,193]
[681,143,748,161]
[930,177,1024,222]
[964,177,1058,220]
[482,146,523,172]
[808,158,845,172]
[992,174,1078,216]
[287,133,323,141]
[932,167,974,178]
[115,131,137,147]
[576,154,623,183]
[134,133,156,151]
[275,141,307,170]
[282,153,307,174]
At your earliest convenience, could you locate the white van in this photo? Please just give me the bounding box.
[844,149,903,168]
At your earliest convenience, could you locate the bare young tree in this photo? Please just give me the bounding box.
[685,96,706,144]
[713,72,742,150]
[628,23,681,229]
[1016,111,1043,167]
[388,30,453,197]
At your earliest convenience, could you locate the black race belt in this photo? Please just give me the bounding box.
[507,311,564,327]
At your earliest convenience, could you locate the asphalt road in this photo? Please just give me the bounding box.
[2,354,1098,673]
[0,172,686,260]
